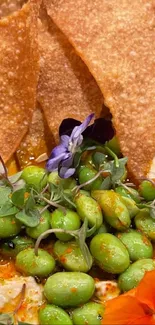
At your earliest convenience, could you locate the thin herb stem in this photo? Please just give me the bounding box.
[13,283,26,314]
[105,146,119,168]
[72,169,110,194]
[41,196,66,214]
[40,204,50,214]
[34,228,76,256]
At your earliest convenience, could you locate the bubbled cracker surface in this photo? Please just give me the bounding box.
[45,0,155,180]
[16,105,53,168]
[37,5,104,145]
[0,0,40,163]
[0,0,27,18]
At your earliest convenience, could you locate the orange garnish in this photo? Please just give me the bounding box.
[102,271,155,325]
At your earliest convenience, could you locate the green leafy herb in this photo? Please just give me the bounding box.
[34,218,94,268]
[11,189,25,208]
[15,209,40,227]
[0,187,11,205]
[0,202,19,217]
[92,152,106,170]
[99,176,111,190]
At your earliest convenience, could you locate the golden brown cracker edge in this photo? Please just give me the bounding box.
[45,0,155,181]
[37,4,104,146]
[0,0,40,163]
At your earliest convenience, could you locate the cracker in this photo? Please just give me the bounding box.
[45,0,155,180]
[0,0,40,162]
[37,5,104,145]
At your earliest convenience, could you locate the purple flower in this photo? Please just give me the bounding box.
[46,113,94,178]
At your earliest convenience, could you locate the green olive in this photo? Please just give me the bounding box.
[118,259,155,292]
[26,209,51,239]
[75,192,103,229]
[90,233,130,274]
[0,236,34,257]
[44,272,95,307]
[92,190,131,231]
[39,304,73,325]
[78,166,102,191]
[71,302,104,325]
[0,216,21,238]
[21,165,47,190]
[117,230,153,261]
[54,240,93,272]
[15,248,55,277]
[115,186,141,204]
[139,180,155,201]
[48,171,76,189]
[51,208,81,241]
[135,209,155,240]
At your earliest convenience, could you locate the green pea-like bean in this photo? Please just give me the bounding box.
[78,166,102,191]
[119,196,139,218]
[15,248,55,277]
[135,209,155,240]
[51,208,81,241]
[0,236,34,257]
[54,240,93,272]
[139,180,155,201]
[71,302,105,325]
[115,186,141,204]
[117,230,153,261]
[118,259,155,292]
[106,136,121,156]
[94,222,110,236]
[90,233,130,274]
[48,171,76,189]
[26,209,51,239]
[39,304,73,325]
[0,216,21,238]
[75,192,103,229]
[21,165,47,190]
[91,190,131,231]
[44,272,95,307]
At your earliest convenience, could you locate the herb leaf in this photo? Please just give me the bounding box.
[11,189,25,208]
[0,202,19,217]
[15,209,40,227]
[0,187,11,205]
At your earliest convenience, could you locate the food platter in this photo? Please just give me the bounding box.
[0,1,155,325]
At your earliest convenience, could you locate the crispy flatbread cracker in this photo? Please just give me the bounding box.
[37,5,104,145]
[0,0,26,18]
[0,0,40,163]
[45,0,155,180]
[16,105,54,168]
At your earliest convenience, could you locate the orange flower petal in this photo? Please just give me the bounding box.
[136,270,155,311]
[102,295,147,325]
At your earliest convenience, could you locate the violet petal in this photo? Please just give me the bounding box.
[59,167,75,178]
[60,135,70,148]
[70,113,94,141]
[46,152,69,171]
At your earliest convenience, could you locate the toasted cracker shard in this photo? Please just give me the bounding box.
[0,0,40,163]
[16,105,53,168]
[37,5,104,145]
[45,0,155,180]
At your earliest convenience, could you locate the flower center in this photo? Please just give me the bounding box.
[68,140,77,154]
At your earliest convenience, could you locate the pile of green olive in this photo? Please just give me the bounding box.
[1,142,155,325]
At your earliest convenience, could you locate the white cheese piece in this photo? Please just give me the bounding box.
[95,280,120,302]
[0,275,44,324]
